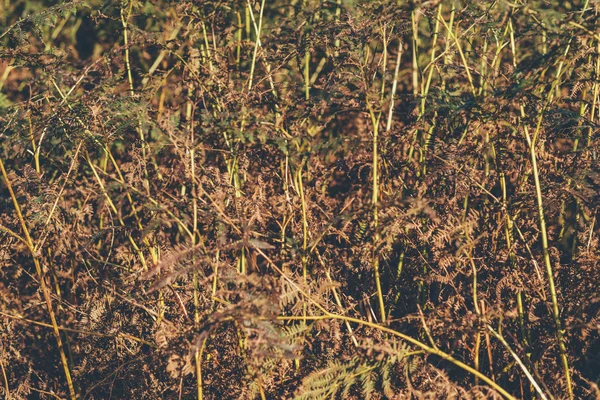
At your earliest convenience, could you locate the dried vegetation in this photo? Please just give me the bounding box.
[1,0,600,398]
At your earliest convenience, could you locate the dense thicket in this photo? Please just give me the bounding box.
[1,0,599,398]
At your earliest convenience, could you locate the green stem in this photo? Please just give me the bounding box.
[520,104,572,399]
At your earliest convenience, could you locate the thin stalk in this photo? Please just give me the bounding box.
[245,3,251,40]
[443,3,456,67]
[586,212,596,252]
[587,41,600,148]
[439,17,475,96]
[411,10,419,96]
[236,11,242,69]
[186,73,203,399]
[407,4,442,167]
[0,348,8,398]
[193,304,204,400]
[367,101,386,323]
[120,2,135,96]
[419,4,442,115]
[481,302,495,383]
[247,0,266,91]
[386,39,404,318]
[292,155,310,372]
[392,252,405,310]
[303,0,313,101]
[520,104,572,399]
[304,50,310,100]
[361,23,401,324]
[27,113,41,174]
[0,158,77,400]
[485,22,534,374]
[211,250,221,310]
[474,328,481,386]
[380,26,388,102]
[296,160,309,285]
[487,327,550,400]
[509,13,573,394]
[200,21,214,72]
[386,40,403,131]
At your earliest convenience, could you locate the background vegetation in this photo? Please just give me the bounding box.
[1,0,599,398]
